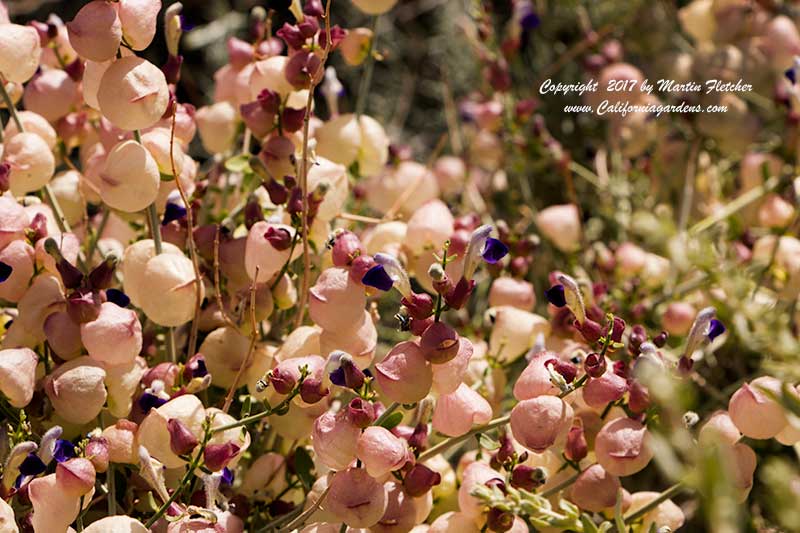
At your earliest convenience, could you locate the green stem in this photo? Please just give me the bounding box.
[540,468,583,498]
[418,414,511,462]
[212,384,303,434]
[621,483,685,527]
[144,437,208,528]
[87,208,111,262]
[689,177,781,235]
[355,15,379,118]
[374,402,400,426]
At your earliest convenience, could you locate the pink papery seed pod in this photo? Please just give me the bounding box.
[137,394,205,468]
[245,221,297,283]
[45,356,107,425]
[3,132,55,196]
[326,468,389,528]
[431,336,474,395]
[97,56,169,131]
[594,417,654,477]
[375,341,433,404]
[118,0,161,50]
[698,410,741,447]
[23,68,79,122]
[28,473,83,533]
[0,348,38,408]
[582,363,628,410]
[85,436,110,473]
[83,516,149,533]
[139,252,203,327]
[404,199,455,256]
[357,426,411,478]
[513,351,560,401]
[431,383,492,437]
[728,376,788,439]
[662,301,696,336]
[419,322,460,364]
[0,239,34,302]
[535,204,581,253]
[352,0,398,15]
[102,420,139,464]
[458,462,503,523]
[567,463,620,512]
[98,139,160,212]
[56,457,96,497]
[0,23,41,83]
[80,301,143,366]
[489,276,536,311]
[308,267,367,331]
[627,491,686,532]
[67,0,122,61]
[510,396,574,453]
[196,101,238,153]
[330,230,365,268]
[312,411,360,471]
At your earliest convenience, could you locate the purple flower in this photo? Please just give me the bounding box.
[544,284,567,307]
[362,264,394,292]
[221,467,235,486]
[105,289,130,308]
[329,366,346,387]
[162,202,187,225]
[139,392,168,414]
[708,319,725,341]
[53,439,76,463]
[0,261,11,283]
[786,68,796,84]
[18,453,46,476]
[190,358,208,378]
[481,237,509,264]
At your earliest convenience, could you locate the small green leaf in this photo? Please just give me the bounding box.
[378,411,403,430]
[225,154,251,173]
[614,488,626,533]
[293,447,315,490]
[580,514,599,533]
[477,433,501,451]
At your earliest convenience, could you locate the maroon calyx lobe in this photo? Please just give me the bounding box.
[264,226,293,251]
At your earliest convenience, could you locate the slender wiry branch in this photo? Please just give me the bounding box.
[293,0,334,329]
[222,266,260,413]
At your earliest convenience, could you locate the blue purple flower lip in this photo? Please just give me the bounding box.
[162,203,187,225]
[53,439,76,463]
[707,319,725,341]
[362,264,394,291]
[106,288,130,308]
[0,261,12,283]
[544,284,567,307]
[482,237,509,264]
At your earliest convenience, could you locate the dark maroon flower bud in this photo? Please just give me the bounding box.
[285,50,322,89]
[85,437,109,474]
[240,101,275,137]
[401,292,434,320]
[331,231,364,267]
[628,379,650,414]
[653,331,668,348]
[610,316,626,343]
[0,163,10,193]
[304,0,324,16]
[29,21,50,45]
[487,59,512,92]
[510,465,546,491]
[403,464,441,497]
[677,356,693,376]
[227,37,254,69]
[628,325,647,356]
[288,186,303,215]
[244,198,264,230]
[496,434,515,465]
[267,499,295,517]
[297,18,319,39]
[409,316,433,337]
[228,494,251,520]
[277,23,306,49]
[350,254,376,285]
[262,178,289,206]
[29,212,48,241]
[168,418,199,456]
[88,255,117,290]
[204,442,240,472]
[584,353,606,378]
[67,289,101,324]
[319,25,346,49]
[509,256,529,277]
[270,367,297,394]
[299,377,328,404]
[545,358,577,384]
[162,54,183,85]
[564,425,588,462]
[486,507,514,532]
[346,398,375,428]
[420,322,459,364]
[408,422,428,451]
[444,276,476,310]
[257,89,282,114]
[575,318,603,343]
[282,107,305,133]
[612,360,628,378]
[264,226,293,251]
[64,58,85,82]
[337,357,366,391]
